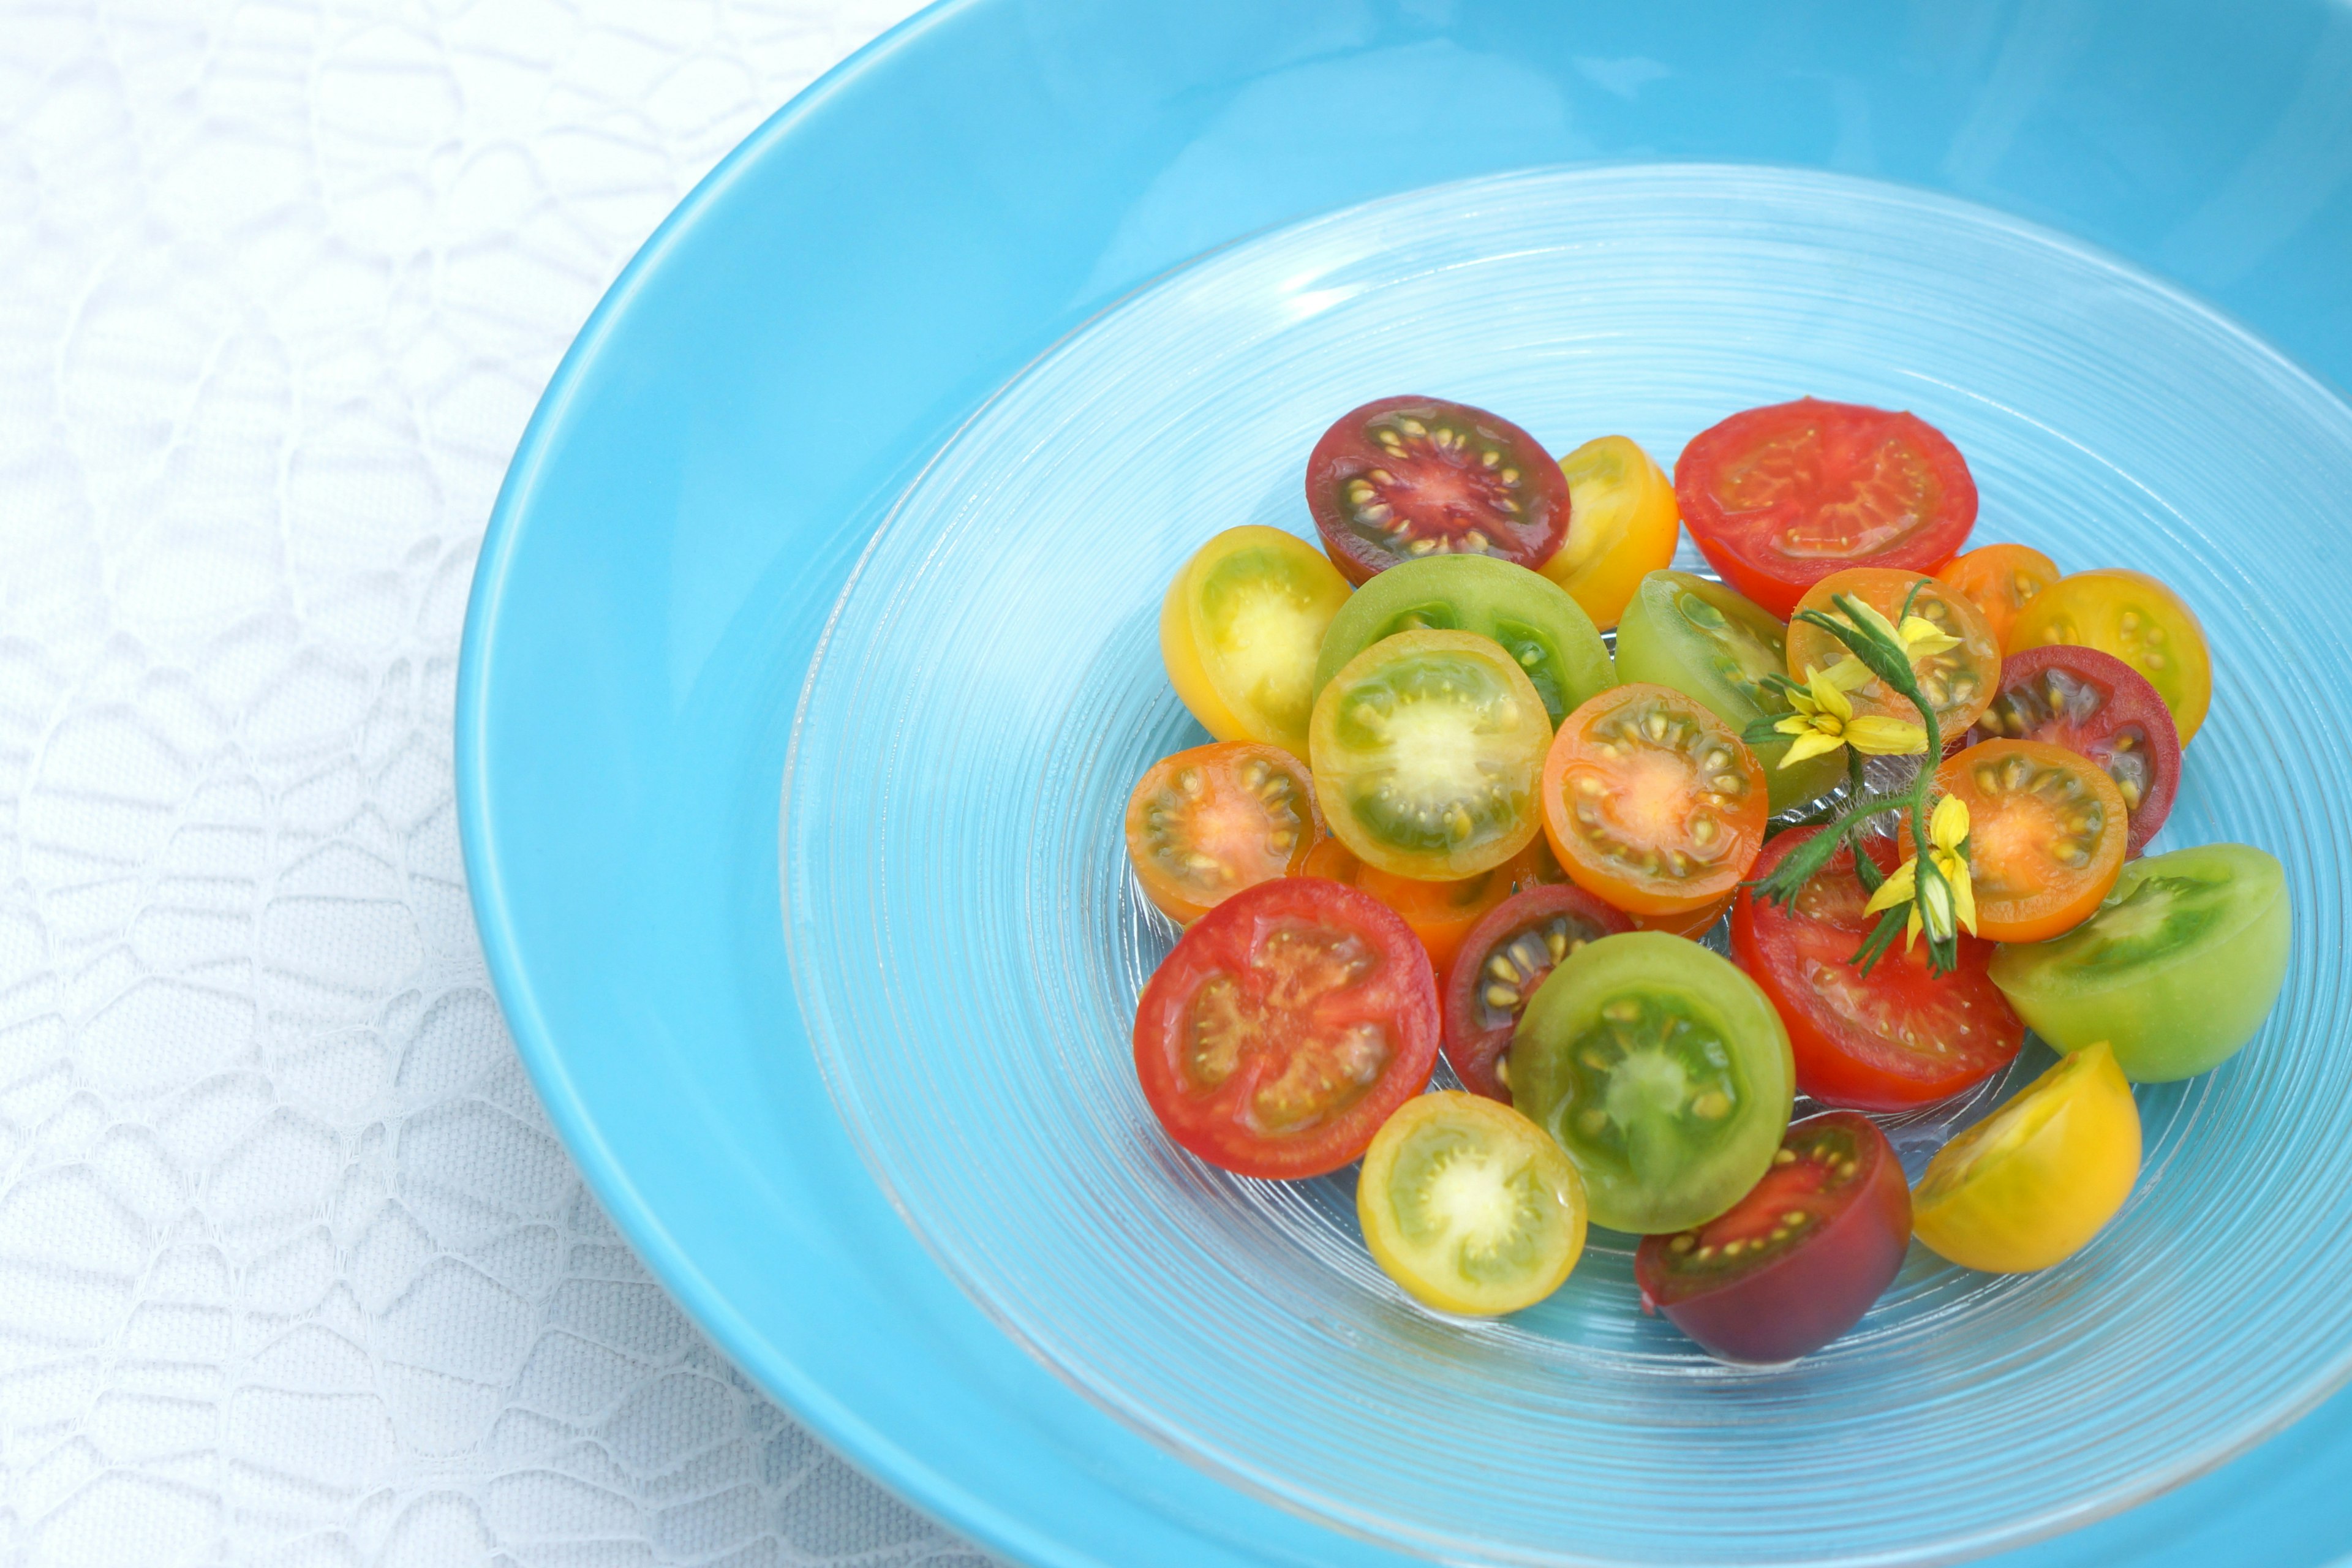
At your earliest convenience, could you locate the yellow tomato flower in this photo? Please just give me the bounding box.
[1771,665,1928,768]
[1822,597,1963,692]
[1864,794,1980,948]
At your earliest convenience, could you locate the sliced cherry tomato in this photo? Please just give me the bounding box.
[1124,743,1320,924]
[1441,883,1632,1101]
[1989,843,2290,1082]
[1916,739,2127,943]
[1133,877,1439,1178]
[1510,932,1793,1234]
[1911,1041,2140,1273]
[1936,542,2058,649]
[1540,435,1681,630]
[1730,829,2022,1110]
[1306,396,1570,585]
[1347,837,1558,976]
[1160,526,1352,755]
[1540,683,1767,918]
[1785,567,2001,737]
[1637,1111,1910,1363]
[1966,644,2180,856]
[1358,1092,1588,1315]
[1613,570,1844,812]
[1674,399,1977,618]
[1311,554,1613,728]
[1309,630,1551,880]
[2007,568,2212,744]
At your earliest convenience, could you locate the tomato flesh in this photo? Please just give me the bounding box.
[1541,683,1768,918]
[1441,883,1632,1101]
[2007,568,2212,744]
[1784,567,2001,737]
[1636,1112,1910,1363]
[1730,829,2022,1110]
[1159,525,1352,755]
[1937,542,2058,649]
[1921,739,2126,943]
[1675,399,1978,618]
[1133,878,1439,1179]
[1125,742,1320,924]
[1358,1092,1588,1316]
[1306,396,1570,584]
[1966,643,2180,856]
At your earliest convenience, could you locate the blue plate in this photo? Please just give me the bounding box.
[458,4,2352,1564]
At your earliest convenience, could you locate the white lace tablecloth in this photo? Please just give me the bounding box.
[0,4,1001,1564]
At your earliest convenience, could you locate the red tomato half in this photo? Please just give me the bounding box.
[1675,399,1977,617]
[1305,396,1570,584]
[1965,643,2180,856]
[1636,1111,1911,1364]
[1133,878,1439,1178]
[1440,883,1632,1101]
[1730,828,2022,1111]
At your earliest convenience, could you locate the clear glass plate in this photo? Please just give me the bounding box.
[782,164,2352,1566]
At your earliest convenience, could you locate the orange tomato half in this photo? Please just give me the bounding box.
[1936,542,2059,649]
[1125,742,1319,923]
[1906,739,2127,943]
[1311,835,1555,974]
[1541,684,1768,918]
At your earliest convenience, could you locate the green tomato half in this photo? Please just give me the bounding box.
[1613,570,1843,813]
[1311,554,1613,728]
[1988,842,2290,1082]
[1509,931,1793,1234]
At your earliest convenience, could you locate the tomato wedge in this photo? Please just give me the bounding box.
[1917,739,2127,942]
[1937,542,2058,649]
[1160,526,1352,755]
[1675,399,1978,618]
[1359,1092,1588,1316]
[1730,829,2022,1110]
[1125,743,1320,924]
[1133,878,1439,1179]
[1305,397,1570,584]
[2007,568,2213,744]
[1784,567,2001,737]
[1310,630,1553,880]
[1540,683,1767,918]
[1965,644,2180,856]
[1636,1112,1910,1363]
[1441,883,1632,1101]
[1911,1041,2140,1273]
[1541,435,1681,630]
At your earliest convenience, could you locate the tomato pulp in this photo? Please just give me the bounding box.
[1922,739,2127,942]
[1637,1112,1910,1363]
[1305,397,1570,584]
[1675,399,1978,618]
[1731,829,2022,1110]
[1132,878,1439,1178]
[1124,742,1321,924]
[1441,883,1632,1101]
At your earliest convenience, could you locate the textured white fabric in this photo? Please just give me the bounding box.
[0,3,1001,1564]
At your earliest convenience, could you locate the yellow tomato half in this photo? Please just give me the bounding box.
[1911,1041,2139,1273]
[2006,569,2212,744]
[1540,435,1681,631]
[1159,526,1352,755]
[1358,1091,1587,1315]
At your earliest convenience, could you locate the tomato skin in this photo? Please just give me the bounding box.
[1541,683,1768,918]
[1351,839,1555,976]
[1125,743,1321,924]
[1541,435,1681,630]
[1911,1041,2140,1273]
[1305,397,1570,584]
[1937,542,2058,649]
[2007,568,2212,744]
[1732,829,2023,1110]
[1637,1112,1910,1364]
[1358,1092,1588,1316]
[1441,882,1632,1101]
[1988,843,2290,1082]
[1918,739,2127,942]
[1159,526,1352,755]
[1675,399,1978,619]
[1966,643,2180,856]
[1133,877,1439,1180]
[1785,567,2002,737]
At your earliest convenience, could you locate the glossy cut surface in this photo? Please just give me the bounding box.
[459,4,2352,1566]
